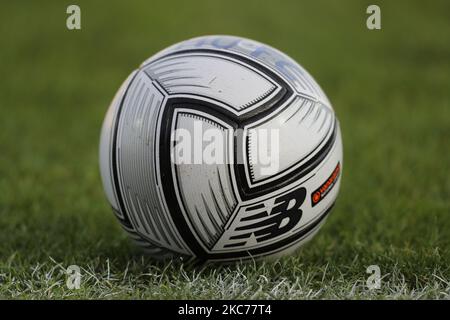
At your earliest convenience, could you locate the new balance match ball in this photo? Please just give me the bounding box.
[99,36,343,262]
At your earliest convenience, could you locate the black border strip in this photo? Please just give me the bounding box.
[110,72,140,230]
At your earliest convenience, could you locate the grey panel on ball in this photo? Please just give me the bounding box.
[245,95,335,185]
[115,71,188,254]
[143,35,331,107]
[99,71,136,217]
[143,53,281,113]
[172,110,238,250]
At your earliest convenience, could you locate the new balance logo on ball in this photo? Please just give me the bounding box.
[226,187,306,247]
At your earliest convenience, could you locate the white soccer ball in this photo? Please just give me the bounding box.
[99,35,343,262]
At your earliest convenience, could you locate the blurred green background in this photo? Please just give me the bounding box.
[0,0,449,298]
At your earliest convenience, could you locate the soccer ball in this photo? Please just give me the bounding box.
[99,35,343,262]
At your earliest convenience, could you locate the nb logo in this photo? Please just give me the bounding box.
[230,187,306,245]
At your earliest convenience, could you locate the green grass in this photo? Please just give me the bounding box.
[0,0,449,299]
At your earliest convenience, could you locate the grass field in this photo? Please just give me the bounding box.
[0,0,449,299]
